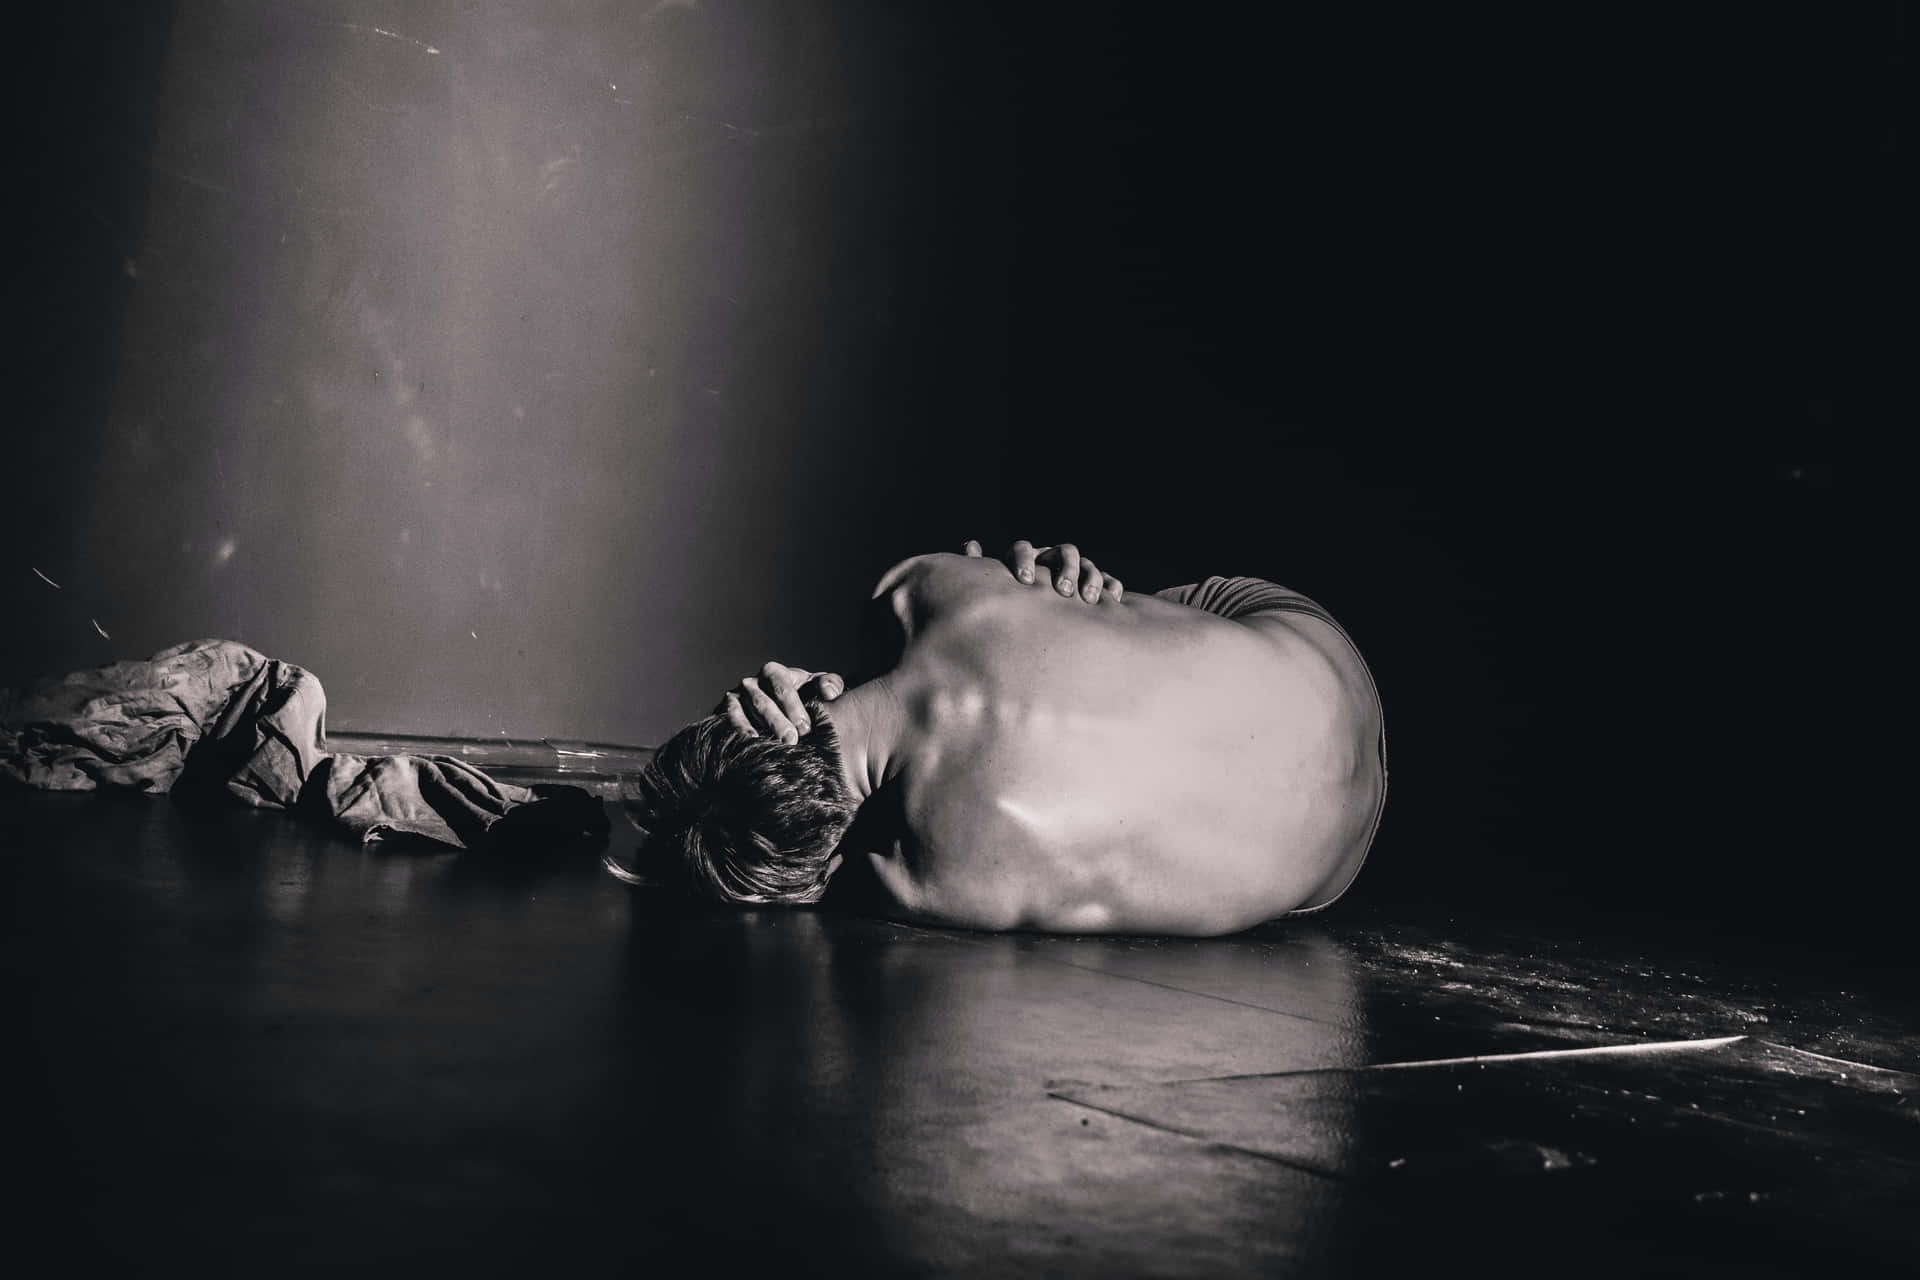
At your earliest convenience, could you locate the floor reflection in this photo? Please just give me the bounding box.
[608,908,1374,1266]
[21,788,1904,1272]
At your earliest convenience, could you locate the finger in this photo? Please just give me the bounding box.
[761,662,811,736]
[1104,574,1124,603]
[740,676,798,743]
[1052,543,1082,596]
[1079,558,1102,603]
[962,539,982,557]
[1007,539,1038,585]
[800,674,843,703]
[718,690,760,737]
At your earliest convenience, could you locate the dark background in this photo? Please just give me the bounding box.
[10,3,1904,943]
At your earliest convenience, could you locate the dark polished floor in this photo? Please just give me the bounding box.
[4,784,1914,1277]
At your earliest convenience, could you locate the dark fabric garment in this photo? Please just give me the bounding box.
[1,639,607,851]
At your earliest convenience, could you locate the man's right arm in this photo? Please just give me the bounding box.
[853,539,1131,684]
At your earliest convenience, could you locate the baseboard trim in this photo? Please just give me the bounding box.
[325,731,653,798]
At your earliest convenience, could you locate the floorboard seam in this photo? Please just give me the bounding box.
[1020,955,1357,1029]
[1128,1035,1749,1086]
[1045,1092,1348,1183]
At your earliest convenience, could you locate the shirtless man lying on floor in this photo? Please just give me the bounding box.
[608,540,1387,936]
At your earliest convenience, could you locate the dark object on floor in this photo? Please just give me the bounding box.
[0,640,606,850]
[4,785,1912,1276]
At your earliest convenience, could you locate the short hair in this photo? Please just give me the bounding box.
[606,697,856,904]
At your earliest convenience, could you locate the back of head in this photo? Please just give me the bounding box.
[607,698,855,904]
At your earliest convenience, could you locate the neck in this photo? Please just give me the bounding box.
[826,675,904,805]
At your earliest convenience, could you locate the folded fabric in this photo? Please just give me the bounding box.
[0,639,607,851]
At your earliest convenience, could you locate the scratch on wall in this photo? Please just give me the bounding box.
[329,23,442,56]
[146,160,361,220]
[644,0,703,20]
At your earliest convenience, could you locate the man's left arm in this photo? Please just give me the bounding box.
[720,537,1122,742]
[961,538,1124,603]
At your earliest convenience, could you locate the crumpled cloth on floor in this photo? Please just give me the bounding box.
[0,639,607,851]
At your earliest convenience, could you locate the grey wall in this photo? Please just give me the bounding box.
[15,1,1012,744]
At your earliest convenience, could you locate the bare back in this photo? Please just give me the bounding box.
[842,554,1385,935]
